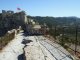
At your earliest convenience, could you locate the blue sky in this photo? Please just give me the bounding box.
[0,0,80,17]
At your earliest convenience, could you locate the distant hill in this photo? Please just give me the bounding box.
[27,16,80,28]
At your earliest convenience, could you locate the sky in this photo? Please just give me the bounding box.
[0,0,80,17]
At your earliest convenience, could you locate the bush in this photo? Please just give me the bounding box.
[0,31,15,50]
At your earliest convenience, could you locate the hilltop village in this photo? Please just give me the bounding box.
[0,10,49,36]
[0,10,50,51]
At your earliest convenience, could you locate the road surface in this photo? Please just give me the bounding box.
[0,32,75,60]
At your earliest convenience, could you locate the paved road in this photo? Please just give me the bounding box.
[0,33,75,60]
[0,33,25,60]
[24,36,74,60]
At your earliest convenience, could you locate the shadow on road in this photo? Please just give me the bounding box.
[18,51,26,60]
[18,39,33,60]
[22,39,33,45]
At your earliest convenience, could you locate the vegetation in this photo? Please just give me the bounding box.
[0,11,24,50]
[0,11,26,37]
[0,31,15,50]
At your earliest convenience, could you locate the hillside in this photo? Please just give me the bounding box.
[27,16,80,28]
